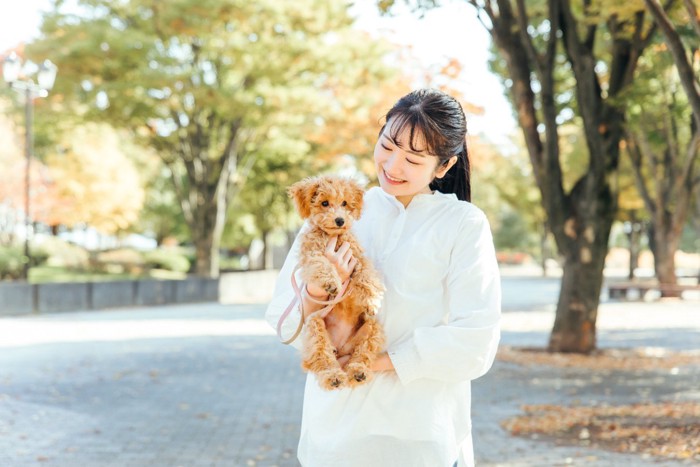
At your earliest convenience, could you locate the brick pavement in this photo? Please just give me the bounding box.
[0,282,698,466]
[0,305,305,467]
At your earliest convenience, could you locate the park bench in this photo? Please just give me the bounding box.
[607,281,700,300]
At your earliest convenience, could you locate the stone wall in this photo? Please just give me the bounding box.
[0,276,221,317]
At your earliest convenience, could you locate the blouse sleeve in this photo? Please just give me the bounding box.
[264,222,308,351]
[388,210,501,385]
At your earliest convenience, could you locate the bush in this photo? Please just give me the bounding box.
[143,249,191,273]
[93,248,145,274]
[0,246,25,280]
[30,246,50,267]
[38,237,90,269]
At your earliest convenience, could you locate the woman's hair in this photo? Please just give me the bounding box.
[381,88,471,202]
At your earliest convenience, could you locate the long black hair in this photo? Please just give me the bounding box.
[381,88,471,202]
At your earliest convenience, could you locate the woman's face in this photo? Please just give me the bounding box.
[373,118,456,207]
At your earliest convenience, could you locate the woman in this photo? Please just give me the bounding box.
[266,88,501,467]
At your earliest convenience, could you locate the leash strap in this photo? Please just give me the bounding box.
[276,264,352,345]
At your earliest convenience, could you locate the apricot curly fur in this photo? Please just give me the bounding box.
[288,176,386,390]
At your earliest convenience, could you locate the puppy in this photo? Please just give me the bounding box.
[288,176,385,390]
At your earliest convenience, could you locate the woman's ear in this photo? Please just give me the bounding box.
[434,155,458,179]
[288,178,317,218]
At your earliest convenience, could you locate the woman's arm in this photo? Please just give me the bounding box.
[264,224,308,350]
[265,228,359,348]
[371,353,395,372]
[387,211,501,385]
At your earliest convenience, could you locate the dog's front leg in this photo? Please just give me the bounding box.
[300,254,343,297]
[344,316,385,387]
[301,315,349,390]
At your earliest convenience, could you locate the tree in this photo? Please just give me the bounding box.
[381,0,658,352]
[28,0,397,277]
[0,105,68,240]
[225,133,314,269]
[45,124,145,234]
[472,136,550,270]
[616,154,647,280]
[638,0,700,289]
[137,167,189,246]
[623,43,699,293]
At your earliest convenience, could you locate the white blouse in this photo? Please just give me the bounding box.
[265,186,501,467]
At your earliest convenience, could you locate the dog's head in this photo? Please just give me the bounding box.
[288,176,365,235]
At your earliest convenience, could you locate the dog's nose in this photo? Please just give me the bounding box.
[335,217,345,227]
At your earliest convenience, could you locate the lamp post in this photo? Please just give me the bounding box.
[2,52,57,281]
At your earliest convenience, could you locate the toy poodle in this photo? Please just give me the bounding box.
[288,175,385,390]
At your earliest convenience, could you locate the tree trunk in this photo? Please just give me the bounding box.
[652,218,680,297]
[541,221,549,277]
[549,252,605,353]
[628,230,640,281]
[261,229,270,270]
[626,212,642,280]
[189,202,220,278]
[548,196,613,353]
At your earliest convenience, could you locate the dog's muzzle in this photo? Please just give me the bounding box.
[335,217,345,227]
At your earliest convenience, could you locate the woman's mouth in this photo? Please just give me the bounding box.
[382,169,406,185]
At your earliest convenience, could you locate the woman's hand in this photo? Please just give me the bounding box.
[337,352,395,373]
[325,236,358,284]
[305,236,358,298]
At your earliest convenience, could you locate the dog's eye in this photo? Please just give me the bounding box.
[342,201,347,206]
[321,200,329,207]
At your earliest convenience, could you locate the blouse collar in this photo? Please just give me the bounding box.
[374,186,457,210]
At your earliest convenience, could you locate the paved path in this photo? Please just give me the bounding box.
[0,276,698,466]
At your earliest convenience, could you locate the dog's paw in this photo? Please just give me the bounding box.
[323,278,343,296]
[345,362,370,386]
[318,369,348,390]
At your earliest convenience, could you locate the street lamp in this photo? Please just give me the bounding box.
[2,52,57,281]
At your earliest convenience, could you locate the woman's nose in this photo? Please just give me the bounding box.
[384,153,398,171]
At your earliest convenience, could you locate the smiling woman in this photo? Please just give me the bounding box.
[374,89,470,207]
[266,88,501,467]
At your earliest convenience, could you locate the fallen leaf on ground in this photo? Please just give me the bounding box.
[497,346,700,371]
[502,402,700,462]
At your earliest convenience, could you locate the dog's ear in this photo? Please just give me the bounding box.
[348,179,365,218]
[288,178,317,219]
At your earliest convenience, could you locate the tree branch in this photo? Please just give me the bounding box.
[163,159,194,226]
[626,132,657,215]
[679,130,700,190]
[514,0,543,75]
[684,0,700,37]
[582,0,597,51]
[545,0,560,71]
[644,0,700,128]
[560,0,607,181]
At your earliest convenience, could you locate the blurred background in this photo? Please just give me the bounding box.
[1,2,699,464]
[0,0,697,288]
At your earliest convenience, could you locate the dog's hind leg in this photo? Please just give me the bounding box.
[344,316,385,387]
[301,315,348,390]
[350,263,384,316]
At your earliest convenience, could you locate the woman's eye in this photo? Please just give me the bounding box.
[342,201,347,206]
[321,200,329,207]
[406,159,420,165]
[381,144,391,151]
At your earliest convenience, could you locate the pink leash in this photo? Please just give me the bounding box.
[276,264,352,345]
